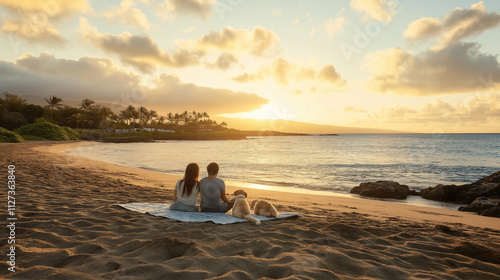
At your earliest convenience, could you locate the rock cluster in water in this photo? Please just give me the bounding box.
[350,181,412,199]
[420,170,500,217]
[350,170,500,218]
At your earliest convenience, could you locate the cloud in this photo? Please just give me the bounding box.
[79,17,203,73]
[366,93,500,127]
[365,42,500,95]
[0,0,91,45]
[0,0,91,18]
[324,17,347,37]
[143,0,215,20]
[344,106,367,113]
[149,74,268,114]
[0,52,268,115]
[350,0,397,22]
[204,52,238,70]
[404,1,500,48]
[403,17,442,44]
[79,19,278,73]
[195,26,279,56]
[232,58,347,89]
[102,0,150,30]
[1,18,65,46]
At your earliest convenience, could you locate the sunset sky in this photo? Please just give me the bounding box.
[1,0,499,133]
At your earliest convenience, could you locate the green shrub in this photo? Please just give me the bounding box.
[14,122,70,141]
[63,126,81,140]
[0,127,25,143]
[20,135,47,141]
[76,129,109,141]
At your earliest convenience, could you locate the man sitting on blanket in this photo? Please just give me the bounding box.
[200,162,234,213]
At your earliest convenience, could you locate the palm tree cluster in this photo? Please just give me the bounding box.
[118,107,226,132]
[0,92,228,132]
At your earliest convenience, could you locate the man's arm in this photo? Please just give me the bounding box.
[220,191,230,202]
[173,189,177,201]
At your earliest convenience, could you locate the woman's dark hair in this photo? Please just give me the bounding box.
[181,163,199,197]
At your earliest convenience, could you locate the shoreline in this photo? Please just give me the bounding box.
[2,140,500,279]
[63,141,468,212]
[53,141,499,230]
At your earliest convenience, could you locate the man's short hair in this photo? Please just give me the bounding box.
[207,162,219,176]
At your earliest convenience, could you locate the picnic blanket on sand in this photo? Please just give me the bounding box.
[117,203,302,224]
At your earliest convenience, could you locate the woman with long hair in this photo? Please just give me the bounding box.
[169,163,200,212]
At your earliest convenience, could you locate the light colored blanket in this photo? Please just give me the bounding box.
[117,203,302,224]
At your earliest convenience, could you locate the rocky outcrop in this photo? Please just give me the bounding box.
[350,181,411,199]
[458,197,500,218]
[419,184,466,202]
[420,170,500,204]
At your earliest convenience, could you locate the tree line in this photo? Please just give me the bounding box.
[0,92,228,132]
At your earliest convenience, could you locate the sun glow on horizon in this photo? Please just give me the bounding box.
[220,104,296,120]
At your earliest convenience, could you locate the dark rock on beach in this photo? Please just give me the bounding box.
[419,184,466,202]
[350,181,411,199]
[458,197,500,218]
[420,170,500,204]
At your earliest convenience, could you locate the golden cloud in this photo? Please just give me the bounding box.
[366,93,500,127]
[79,19,276,73]
[233,58,347,89]
[79,17,203,73]
[204,52,238,70]
[350,0,397,22]
[143,0,215,20]
[102,0,150,30]
[195,26,279,56]
[365,42,500,95]
[0,0,91,44]
[404,1,500,48]
[324,17,347,37]
[0,52,268,115]
[1,18,65,45]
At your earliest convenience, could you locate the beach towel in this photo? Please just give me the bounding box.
[117,203,302,224]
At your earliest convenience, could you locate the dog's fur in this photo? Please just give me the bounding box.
[232,190,260,225]
[251,200,279,218]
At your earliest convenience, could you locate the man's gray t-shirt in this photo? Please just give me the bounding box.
[200,177,226,212]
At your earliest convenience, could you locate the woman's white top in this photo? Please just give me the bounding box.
[175,180,199,206]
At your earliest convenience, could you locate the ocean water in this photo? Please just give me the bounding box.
[67,134,500,197]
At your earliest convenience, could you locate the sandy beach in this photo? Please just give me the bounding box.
[1,141,500,279]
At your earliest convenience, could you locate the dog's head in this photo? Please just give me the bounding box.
[233,189,248,198]
[251,200,258,209]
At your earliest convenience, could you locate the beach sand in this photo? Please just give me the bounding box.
[1,141,500,279]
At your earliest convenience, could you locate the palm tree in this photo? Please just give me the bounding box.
[70,112,84,129]
[181,110,190,125]
[44,95,63,121]
[148,109,158,125]
[157,116,166,128]
[124,105,138,126]
[80,99,95,111]
[167,112,174,124]
[174,113,181,126]
[78,99,96,128]
[138,106,149,125]
[97,106,113,121]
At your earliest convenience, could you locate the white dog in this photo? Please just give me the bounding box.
[251,200,279,218]
[232,190,260,225]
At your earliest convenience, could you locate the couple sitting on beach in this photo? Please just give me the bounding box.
[169,162,234,213]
